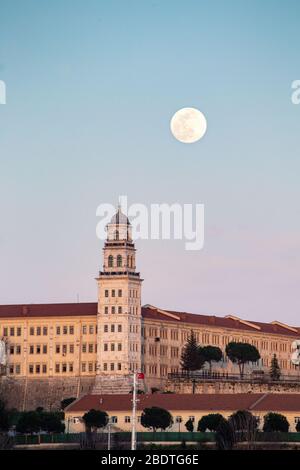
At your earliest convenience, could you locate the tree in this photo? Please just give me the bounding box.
[16,411,41,434]
[180,331,204,372]
[202,346,223,375]
[263,412,289,432]
[39,412,65,433]
[185,418,194,432]
[198,413,225,432]
[225,342,260,378]
[0,400,10,432]
[296,420,300,432]
[269,354,281,381]
[61,397,76,410]
[82,409,108,432]
[229,410,258,431]
[141,407,173,432]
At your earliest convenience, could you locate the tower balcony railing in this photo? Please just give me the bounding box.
[99,270,140,277]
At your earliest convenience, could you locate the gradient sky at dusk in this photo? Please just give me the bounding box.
[0,0,300,324]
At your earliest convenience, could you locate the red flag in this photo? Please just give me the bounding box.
[137,372,144,379]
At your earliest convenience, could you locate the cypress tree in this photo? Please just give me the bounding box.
[180,331,204,372]
[269,354,281,381]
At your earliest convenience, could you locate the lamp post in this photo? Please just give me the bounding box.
[131,371,137,450]
[107,420,112,450]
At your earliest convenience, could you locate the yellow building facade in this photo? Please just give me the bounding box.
[0,209,299,405]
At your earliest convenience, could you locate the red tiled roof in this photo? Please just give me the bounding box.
[142,306,300,337]
[66,393,300,413]
[0,302,97,318]
[0,302,298,337]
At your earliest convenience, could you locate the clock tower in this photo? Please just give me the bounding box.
[93,208,143,393]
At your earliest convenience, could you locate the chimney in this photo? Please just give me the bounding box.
[22,306,29,316]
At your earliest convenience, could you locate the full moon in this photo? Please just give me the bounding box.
[170,107,207,143]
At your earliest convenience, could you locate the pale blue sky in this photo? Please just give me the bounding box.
[0,0,300,323]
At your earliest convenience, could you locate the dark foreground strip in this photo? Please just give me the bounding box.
[1,450,299,468]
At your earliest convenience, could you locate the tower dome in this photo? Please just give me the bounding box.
[110,207,130,226]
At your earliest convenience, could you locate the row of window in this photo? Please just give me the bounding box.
[103,306,139,315]
[104,343,122,352]
[107,254,135,268]
[2,325,97,337]
[144,327,292,353]
[104,289,122,298]
[103,324,122,333]
[103,289,138,298]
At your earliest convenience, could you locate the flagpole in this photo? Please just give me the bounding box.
[131,371,137,450]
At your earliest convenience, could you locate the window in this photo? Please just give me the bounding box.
[10,327,15,336]
[9,345,14,355]
[103,363,107,371]
[110,363,114,371]
[88,362,93,372]
[105,290,109,298]
[43,327,48,336]
[55,344,60,354]
[62,363,67,373]
[69,363,73,372]
[117,363,121,371]
[63,326,68,335]
[89,325,94,334]
[89,343,94,353]
[111,344,115,351]
[17,327,22,336]
[36,364,40,374]
[82,343,87,353]
[36,345,41,354]
[118,325,122,333]
[16,345,21,354]
[30,327,34,336]
[118,289,122,297]
[29,345,34,354]
[69,344,74,354]
[9,365,14,375]
[82,363,86,372]
[111,325,115,333]
[43,345,47,354]
[62,344,67,354]
[36,327,41,336]
[112,289,115,297]
[69,326,74,335]
[56,326,61,335]
[125,416,131,423]
[111,306,115,314]
[117,255,122,267]
[15,364,21,374]
[105,306,108,314]
[111,416,118,423]
[176,416,182,423]
[118,343,122,351]
[108,255,113,267]
[104,325,108,333]
[3,327,8,336]
[42,364,47,374]
[104,343,108,351]
[55,363,60,373]
[29,364,34,374]
[118,306,122,314]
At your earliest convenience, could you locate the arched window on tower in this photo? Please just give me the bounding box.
[131,256,134,268]
[117,255,122,267]
[127,255,130,268]
[108,255,113,267]
[115,230,119,240]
